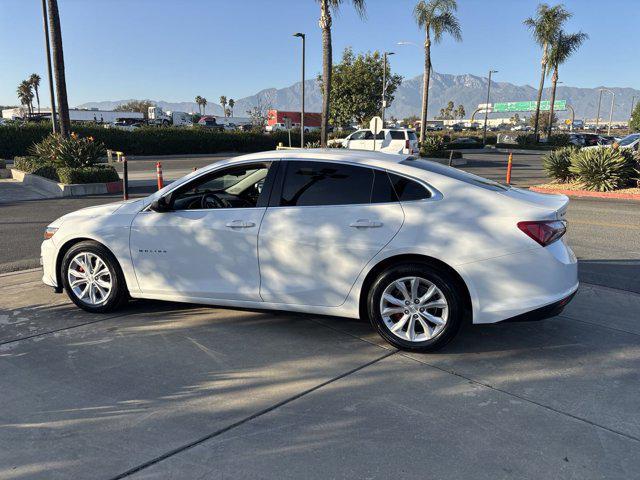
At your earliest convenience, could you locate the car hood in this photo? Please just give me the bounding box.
[50,199,144,227]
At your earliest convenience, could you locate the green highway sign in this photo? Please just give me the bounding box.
[493,100,566,113]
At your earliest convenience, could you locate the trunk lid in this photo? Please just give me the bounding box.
[500,187,569,220]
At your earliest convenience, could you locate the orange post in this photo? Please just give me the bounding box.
[506,152,513,185]
[156,161,164,190]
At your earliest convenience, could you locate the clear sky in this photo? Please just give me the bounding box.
[1,0,637,107]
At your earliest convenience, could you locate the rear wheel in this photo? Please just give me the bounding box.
[367,264,463,352]
[61,241,128,313]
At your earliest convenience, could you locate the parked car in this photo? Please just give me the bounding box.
[198,117,224,131]
[41,150,577,352]
[342,128,419,154]
[583,133,640,151]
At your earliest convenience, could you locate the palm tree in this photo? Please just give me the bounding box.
[524,3,571,141]
[46,0,71,136]
[414,0,462,142]
[219,96,227,117]
[29,74,42,114]
[546,30,587,136]
[318,0,366,147]
[201,97,207,115]
[228,98,235,117]
[195,95,203,114]
[17,81,34,118]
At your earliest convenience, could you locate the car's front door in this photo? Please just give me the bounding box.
[258,161,404,307]
[130,161,276,300]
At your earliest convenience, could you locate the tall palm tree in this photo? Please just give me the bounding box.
[195,95,203,114]
[414,0,462,142]
[29,74,42,114]
[46,0,71,136]
[228,98,235,117]
[546,30,587,136]
[17,81,34,118]
[201,97,207,115]
[524,3,571,141]
[318,0,366,147]
[219,96,227,117]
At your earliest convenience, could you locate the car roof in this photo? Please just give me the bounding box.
[229,149,413,166]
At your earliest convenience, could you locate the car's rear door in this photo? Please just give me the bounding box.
[258,161,404,307]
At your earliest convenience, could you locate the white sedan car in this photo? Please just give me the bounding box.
[41,150,578,351]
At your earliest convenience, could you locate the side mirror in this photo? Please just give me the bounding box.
[149,196,171,212]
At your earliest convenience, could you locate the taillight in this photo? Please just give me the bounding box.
[517,220,566,246]
[405,139,410,150]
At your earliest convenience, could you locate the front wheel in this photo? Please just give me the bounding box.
[367,264,464,352]
[61,241,128,313]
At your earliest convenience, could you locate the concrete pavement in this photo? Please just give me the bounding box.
[1,269,639,479]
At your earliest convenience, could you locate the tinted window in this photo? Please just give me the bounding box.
[280,161,373,207]
[390,131,405,140]
[388,172,431,201]
[350,130,368,140]
[371,170,398,203]
[400,158,508,192]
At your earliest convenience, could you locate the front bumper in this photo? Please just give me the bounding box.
[41,239,59,290]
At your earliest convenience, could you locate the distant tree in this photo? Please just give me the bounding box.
[436,100,455,119]
[546,29,587,135]
[403,115,420,127]
[510,113,521,124]
[455,104,465,119]
[17,81,34,117]
[528,110,557,132]
[524,3,571,140]
[246,95,272,130]
[201,97,207,114]
[228,98,235,117]
[630,102,640,132]
[29,74,41,114]
[114,100,156,119]
[219,96,227,116]
[414,0,462,142]
[317,47,402,127]
[195,95,203,114]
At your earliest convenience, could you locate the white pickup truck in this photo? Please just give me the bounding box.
[341,128,419,155]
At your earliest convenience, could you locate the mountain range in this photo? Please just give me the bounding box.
[78,72,639,121]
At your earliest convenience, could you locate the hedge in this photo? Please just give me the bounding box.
[57,165,120,184]
[13,156,59,181]
[0,124,321,159]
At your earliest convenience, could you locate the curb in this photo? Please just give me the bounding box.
[529,186,640,201]
[11,169,123,198]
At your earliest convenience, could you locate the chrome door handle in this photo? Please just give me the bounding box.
[225,220,255,228]
[349,219,383,228]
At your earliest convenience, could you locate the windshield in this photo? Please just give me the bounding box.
[618,134,640,146]
[400,158,509,191]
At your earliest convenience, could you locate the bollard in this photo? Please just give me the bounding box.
[156,161,164,190]
[506,152,513,185]
[107,149,113,164]
[193,167,197,172]
[122,156,129,200]
[448,150,454,167]
[116,151,123,163]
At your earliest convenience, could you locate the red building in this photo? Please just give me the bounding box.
[267,109,321,128]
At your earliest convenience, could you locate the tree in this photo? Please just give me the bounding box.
[630,102,640,132]
[403,115,420,127]
[29,74,42,114]
[414,0,462,142]
[546,29,587,135]
[195,95,203,114]
[528,111,557,132]
[46,0,71,136]
[455,104,465,119]
[318,0,367,147]
[228,98,235,117]
[219,96,227,117]
[114,100,155,118]
[17,81,34,118]
[317,47,402,127]
[524,3,571,141]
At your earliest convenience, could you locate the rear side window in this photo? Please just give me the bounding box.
[280,161,373,207]
[388,172,431,201]
[390,131,405,140]
[371,170,398,203]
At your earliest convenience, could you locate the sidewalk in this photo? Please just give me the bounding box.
[0,178,50,203]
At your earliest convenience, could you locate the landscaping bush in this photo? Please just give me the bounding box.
[57,165,120,184]
[569,147,638,192]
[542,146,577,182]
[546,134,572,147]
[13,156,59,181]
[29,133,105,168]
[419,136,462,159]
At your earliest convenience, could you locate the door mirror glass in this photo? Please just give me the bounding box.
[149,196,171,212]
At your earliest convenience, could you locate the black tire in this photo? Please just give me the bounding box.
[367,263,464,352]
[61,241,128,313]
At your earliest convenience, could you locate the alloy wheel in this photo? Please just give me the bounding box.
[67,252,113,306]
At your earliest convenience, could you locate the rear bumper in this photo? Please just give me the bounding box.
[501,290,577,323]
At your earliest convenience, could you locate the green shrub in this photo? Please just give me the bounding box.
[516,134,538,147]
[13,156,59,181]
[569,147,638,191]
[420,135,445,156]
[543,147,576,182]
[546,134,572,147]
[56,165,120,184]
[29,133,105,168]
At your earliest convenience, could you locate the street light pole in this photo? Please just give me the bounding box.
[595,89,603,133]
[381,51,394,127]
[482,69,497,146]
[599,88,615,136]
[41,0,57,133]
[629,96,636,134]
[293,33,305,148]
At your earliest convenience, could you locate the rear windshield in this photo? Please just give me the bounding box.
[400,158,509,191]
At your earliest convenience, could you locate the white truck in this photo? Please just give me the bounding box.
[148,106,193,127]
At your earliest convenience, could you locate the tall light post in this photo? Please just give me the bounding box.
[482,69,498,146]
[381,51,394,127]
[41,0,57,133]
[599,88,615,136]
[595,89,603,133]
[629,95,636,134]
[293,32,305,148]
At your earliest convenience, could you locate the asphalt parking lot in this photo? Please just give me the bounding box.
[1,268,639,479]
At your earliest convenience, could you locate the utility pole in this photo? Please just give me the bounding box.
[629,96,636,134]
[595,89,603,133]
[41,0,57,133]
[482,69,497,146]
[293,33,305,148]
[381,51,394,127]
[599,88,615,136]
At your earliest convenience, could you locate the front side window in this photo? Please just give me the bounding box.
[350,130,368,140]
[280,161,373,207]
[170,162,271,210]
